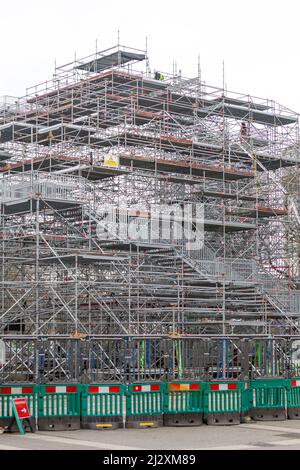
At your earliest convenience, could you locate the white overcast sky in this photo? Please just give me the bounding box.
[1,0,299,112]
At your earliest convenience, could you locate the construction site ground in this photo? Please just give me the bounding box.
[1,420,300,450]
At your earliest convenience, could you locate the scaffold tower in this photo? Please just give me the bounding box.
[0,43,300,384]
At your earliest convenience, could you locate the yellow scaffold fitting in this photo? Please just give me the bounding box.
[168,331,181,338]
[70,331,87,339]
[48,131,54,142]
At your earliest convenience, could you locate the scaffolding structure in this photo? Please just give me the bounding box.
[1,44,300,383]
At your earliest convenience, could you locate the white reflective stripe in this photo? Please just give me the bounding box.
[98,387,109,393]
[218,384,229,391]
[56,386,67,393]
[296,381,300,387]
[11,388,22,394]
[141,385,151,392]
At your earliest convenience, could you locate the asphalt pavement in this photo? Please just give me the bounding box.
[1,419,300,450]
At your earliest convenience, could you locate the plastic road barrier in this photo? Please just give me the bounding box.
[38,384,81,430]
[81,384,125,429]
[0,385,37,432]
[204,381,247,425]
[126,382,164,428]
[249,379,286,421]
[163,381,203,426]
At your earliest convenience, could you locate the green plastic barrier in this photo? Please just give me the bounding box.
[249,378,286,421]
[204,381,247,425]
[81,383,125,429]
[286,378,300,420]
[163,381,204,426]
[126,382,164,428]
[38,384,81,431]
[0,384,37,432]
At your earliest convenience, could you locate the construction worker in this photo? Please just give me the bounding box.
[154,71,164,81]
[48,130,54,144]
[240,121,248,143]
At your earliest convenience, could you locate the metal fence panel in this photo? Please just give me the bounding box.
[0,339,36,384]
